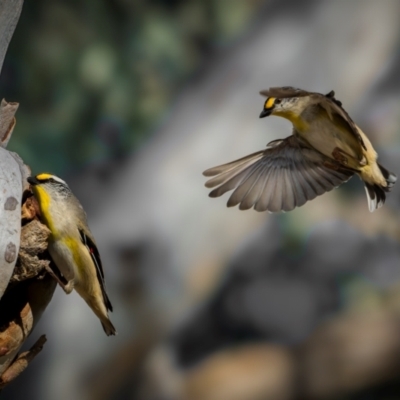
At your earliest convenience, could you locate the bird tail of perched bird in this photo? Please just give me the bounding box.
[363,163,397,212]
[75,285,117,336]
[101,317,117,336]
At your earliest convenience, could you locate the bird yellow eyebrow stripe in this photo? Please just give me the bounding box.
[36,173,53,181]
[265,97,275,109]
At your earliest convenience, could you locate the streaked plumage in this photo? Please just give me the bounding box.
[204,87,396,212]
[28,173,116,335]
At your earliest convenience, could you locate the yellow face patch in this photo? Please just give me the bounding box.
[36,173,53,182]
[264,97,276,110]
[31,185,57,234]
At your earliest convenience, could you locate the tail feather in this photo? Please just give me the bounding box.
[101,318,117,336]
[364,183,386,212]
[364,164,396,212]
[378,163,397,190]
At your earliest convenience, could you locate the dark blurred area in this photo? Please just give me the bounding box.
[3,0,400,399]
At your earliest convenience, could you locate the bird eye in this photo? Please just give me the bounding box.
[275,99,282,105]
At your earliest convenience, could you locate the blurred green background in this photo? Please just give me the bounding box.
[3,0,263,175]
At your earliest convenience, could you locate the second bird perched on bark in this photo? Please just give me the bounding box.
[28,173,116,336]
[204,86,396,212]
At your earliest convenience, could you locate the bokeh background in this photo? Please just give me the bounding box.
[3,0,400,399]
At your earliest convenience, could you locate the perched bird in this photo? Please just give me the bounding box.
[27,173,116,335]
[203,87,396,212]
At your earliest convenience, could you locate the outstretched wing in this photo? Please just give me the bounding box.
[203,135,354,212]
[79,228,113,312]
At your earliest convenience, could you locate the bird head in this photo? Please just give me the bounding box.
[28,173,71,201]
[259,96,305,119]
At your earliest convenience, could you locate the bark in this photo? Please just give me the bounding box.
[0,101,21,299]
[0,335,47,389]
[0,200,56,379]
[0,99,56,388]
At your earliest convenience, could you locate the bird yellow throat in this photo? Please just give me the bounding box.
[32,186,84,271]
[31,186,57,235]
[274,110,309,132]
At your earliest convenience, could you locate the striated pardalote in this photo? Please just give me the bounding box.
[28,173,116,335]
[203,87,396,212]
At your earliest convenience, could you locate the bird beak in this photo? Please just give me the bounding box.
[27,176,38,186]
[259,109,272,118]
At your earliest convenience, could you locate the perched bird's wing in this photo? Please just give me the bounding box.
[203,135,354,212]
[79,228,113,312]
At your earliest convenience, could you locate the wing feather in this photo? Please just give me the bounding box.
[79,229,113,312]
[209,166,257,198]
[300,161,333,194]
[316,92,367,151]
[238,163,269,210]
[279,168,295,212]
[227,161,266,208]
[253,167,275,212]
[204,134,354,212]
[203,151,265,178]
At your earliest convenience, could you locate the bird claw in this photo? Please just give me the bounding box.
[44,263,74,294]
[62,281,74,294]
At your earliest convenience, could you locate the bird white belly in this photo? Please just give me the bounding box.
[48,240,76,282]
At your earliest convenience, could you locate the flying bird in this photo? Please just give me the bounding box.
[203,87,396,212]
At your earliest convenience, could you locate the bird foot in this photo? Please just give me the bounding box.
[44,263,74,294]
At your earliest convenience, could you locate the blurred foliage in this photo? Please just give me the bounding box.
[0,0,265,175]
